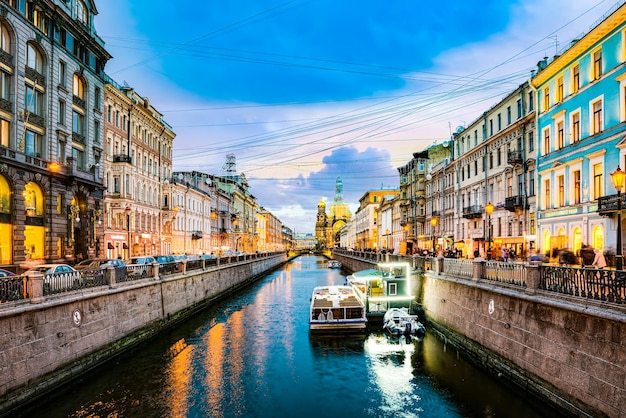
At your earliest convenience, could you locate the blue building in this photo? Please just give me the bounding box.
[532,4,626,259]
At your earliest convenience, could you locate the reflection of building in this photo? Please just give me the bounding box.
[102,80,175,259]
[0,2,111,269]
[315,177,352,248]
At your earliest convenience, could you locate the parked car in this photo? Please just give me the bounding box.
[75,258,127,270]
[23,264,81,293]
[155,255,179,274]
[127,256,156,265]
[0,268,17,277]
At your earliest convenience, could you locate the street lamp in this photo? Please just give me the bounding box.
[431,217,438,255]
[485,202,494,260]
[610,167,625,270]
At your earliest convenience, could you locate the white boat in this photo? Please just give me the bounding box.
[309,285,367,333]
[382,308,425,340]
[328,260,342,269]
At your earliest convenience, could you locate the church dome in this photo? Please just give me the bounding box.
[317,199,326,208]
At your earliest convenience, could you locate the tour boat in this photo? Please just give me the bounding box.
[309,285,367,333]
[328,260,342,269]
[382,307,426,340]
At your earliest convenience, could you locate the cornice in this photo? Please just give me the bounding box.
[532,4,626,86]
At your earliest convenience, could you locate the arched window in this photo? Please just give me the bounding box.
[76,0,87,25]
[572,227,582,255]
[73,73,85,100]
[0,21,11,54]
[26,42,43,73]
[592,225,604,252]
[23,181,44,260]
[0,175,10,264]
[542,229,551,255]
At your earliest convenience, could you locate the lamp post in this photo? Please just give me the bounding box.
[431,217,438,255]
[610,167,625,270]
[485,202,494,260]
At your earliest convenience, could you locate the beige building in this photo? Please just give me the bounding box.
[102,81,174,259]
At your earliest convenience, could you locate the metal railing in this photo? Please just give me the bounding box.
[332,249,625,306]
[0,252,284,306]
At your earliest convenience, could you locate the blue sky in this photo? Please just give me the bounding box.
[95,0,613,233]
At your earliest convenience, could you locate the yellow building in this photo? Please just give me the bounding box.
[315,177,352,248]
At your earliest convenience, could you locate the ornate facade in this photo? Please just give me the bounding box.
[315,177,352,248]
[0,0,111,269]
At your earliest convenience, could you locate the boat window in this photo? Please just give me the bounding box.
[388,283,397,296]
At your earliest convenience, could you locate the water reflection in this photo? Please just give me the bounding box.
[19,256,565,418]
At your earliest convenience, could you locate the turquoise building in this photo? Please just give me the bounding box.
[532,4,626,258]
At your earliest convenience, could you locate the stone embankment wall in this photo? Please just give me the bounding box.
[335,254,626,418]
[0,254,287,416]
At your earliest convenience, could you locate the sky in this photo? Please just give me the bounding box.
[94,0,619,233]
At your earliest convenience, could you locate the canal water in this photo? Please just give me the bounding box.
[18,255,566,418]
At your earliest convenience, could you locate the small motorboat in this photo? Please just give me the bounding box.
[382,308,425,340]
[328,260,342,269]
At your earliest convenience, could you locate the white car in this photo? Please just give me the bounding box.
[24,264,82,294]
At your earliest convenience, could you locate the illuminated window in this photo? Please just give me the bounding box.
[73,74,85,100]
[556,76,564,102]
[23,181,44,260]
[557,120,564,149]
[571,112,580,142]
[573,170,581,204]
[544,179,551,209]
[591,99,603,134]
[558,175,565,207]
[0,175,11,264]
[593,163,603,200]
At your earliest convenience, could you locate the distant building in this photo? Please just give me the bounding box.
[354,188,400,250]
[315,177,352,248]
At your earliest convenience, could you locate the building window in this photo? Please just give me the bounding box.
[0,119,9,147]
[592,49,602,80]
[0,70,10,101]
[574,170,581,204]
[572,64,580,93]
[544,179,551,209]
[528,91,534,111]
[26,2,49,35]
[529,170,535,196]
[76,0,88,25]
[58,100,65,125]
[489,152,493,169]
[72,147,85,170]
[73,110,85,136]
[26,43,44,73]
[497,148,501,166]
[516,99,522,119]
[73,74,85,100]
[591,99,603,135]
[571,112,580,142]
[94,120,100,144]
[507,106,511,125]
[557,120,564,149]
[528,131,534,152]
[489,119,493,136]
[24,130,42,157]
[94,86,101,109]
[543,87,549,111]
[497,114,501,131]
[25,84,43,116]
[0,21,10,54]
[556,76,564,102]
[59,61,66,87]
[593,163,603,200]
[543,128,550,154]
[558,175,565,207]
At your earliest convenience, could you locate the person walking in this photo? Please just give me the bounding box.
[591,248,607,269]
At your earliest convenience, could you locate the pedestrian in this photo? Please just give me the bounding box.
[502,248,509,262]
[591,248,607,269]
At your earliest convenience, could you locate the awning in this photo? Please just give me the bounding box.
[123,243,129,249]
[107,242,114,249]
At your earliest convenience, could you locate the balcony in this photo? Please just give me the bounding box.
[598,194,626,216]
[504,195,528,212]
[507,150,523,165]
[113,154,132,163]
[191,231,203,240]
[462,205,483,219]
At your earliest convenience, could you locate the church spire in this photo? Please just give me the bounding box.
[334,177,343,203]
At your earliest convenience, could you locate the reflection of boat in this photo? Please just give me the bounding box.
[328,260,342,269]
[309,285,367,333]
[346,262,416,324]
[382,308,425,340]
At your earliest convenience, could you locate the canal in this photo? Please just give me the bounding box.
[18,255,565,418]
